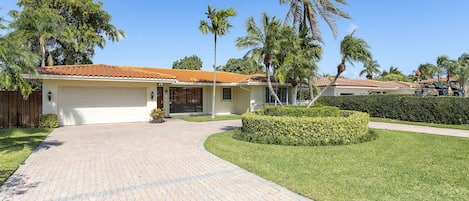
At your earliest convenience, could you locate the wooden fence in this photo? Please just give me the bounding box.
[0,91,42,128]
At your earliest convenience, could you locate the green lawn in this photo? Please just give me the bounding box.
[0,128,52,185]
[371,117,469,130]
[180,115,242,122]
[205,129,469,200]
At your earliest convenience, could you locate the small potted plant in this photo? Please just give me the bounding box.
[150,108,165,123]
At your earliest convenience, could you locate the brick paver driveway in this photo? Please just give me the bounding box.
[0,119,309,201]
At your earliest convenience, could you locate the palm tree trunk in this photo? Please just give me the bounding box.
[292,84,298,105]
[211,34,217,118]
[266,65,283,106]
[308,76,314,100]
[307,62,345,108]
[292,77,299,105]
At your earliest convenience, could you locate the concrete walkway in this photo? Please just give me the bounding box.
[0,119,309,201]
[369,122,469,138]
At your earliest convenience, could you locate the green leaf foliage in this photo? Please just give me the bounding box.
[10,0,125,65]
[172,55,203,70]
[38,114,58,128]
[238,107,371,146]
[258,105,339,117]
[318,95,469,124]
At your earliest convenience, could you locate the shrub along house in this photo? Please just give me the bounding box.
[32,64,291,126]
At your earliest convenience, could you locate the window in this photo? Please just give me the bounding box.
[339,93,354,96]
[169,87,203,113]
[222,88,232,100]
[265,87,288,104]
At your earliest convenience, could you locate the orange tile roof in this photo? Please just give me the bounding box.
[141,68,253,83]
[37,64,262,83]
[38,64,176,79]
[314,77,416,89]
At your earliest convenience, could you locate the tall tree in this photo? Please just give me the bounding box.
[437,55,458,88]
[220,57,263,74]
[9,4,63,67]
[10,0,125,66]
[0,17,39,98]
[281,0,350,41]
[236,12,284,106]
[307,30,371,107]
[456,53,469,96]
[199,5,236,118]
[436,55,450,82]
[417,63,437,80]
[360,59,380,79]
[172,55,203,70]
[275,25,321,105]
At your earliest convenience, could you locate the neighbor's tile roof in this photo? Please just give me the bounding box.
[420,77,457,83]
[38,64,176,79]
[314,77,416,89]
[37,64,262,83]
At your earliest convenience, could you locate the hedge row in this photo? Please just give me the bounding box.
[318,95,469,125]
[238,109,372,146]
[258,105,340,117]
[39,114,58,128]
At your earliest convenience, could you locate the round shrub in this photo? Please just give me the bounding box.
[237,107,371,146]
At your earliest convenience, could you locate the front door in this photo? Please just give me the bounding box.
[157,87,164,109]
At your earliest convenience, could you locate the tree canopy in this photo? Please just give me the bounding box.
[220,58,262,74]
[172,55,203,70]
[0,16,39,98]
[9,0,125,66]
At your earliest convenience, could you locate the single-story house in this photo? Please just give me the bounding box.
[314,77,418,96]
[32,64,291,126]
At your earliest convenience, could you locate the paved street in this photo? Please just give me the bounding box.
[369,122,469,138]
[0,119,309,201]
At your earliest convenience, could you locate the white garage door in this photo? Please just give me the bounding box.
[58,86,148,125]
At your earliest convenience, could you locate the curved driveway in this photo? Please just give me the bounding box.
[0,119,309,201]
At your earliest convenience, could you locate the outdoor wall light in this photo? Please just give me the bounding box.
[151,91,154,100]
[47,91,52,102]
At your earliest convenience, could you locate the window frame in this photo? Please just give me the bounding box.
[222,87,232,101]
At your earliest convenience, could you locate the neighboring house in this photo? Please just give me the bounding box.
[315,77,417,96]
[32,64,290,126]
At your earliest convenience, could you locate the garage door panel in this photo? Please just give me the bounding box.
[58,86,148,125]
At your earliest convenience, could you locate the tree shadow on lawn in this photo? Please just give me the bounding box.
[0,136,64,153]
[221,126,239,131]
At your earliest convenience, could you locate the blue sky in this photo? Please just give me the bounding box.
[2,1,469,78]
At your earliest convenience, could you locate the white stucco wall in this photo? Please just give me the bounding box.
[234,86,250,114]
[249,86,265,111]
[42,79,159,125]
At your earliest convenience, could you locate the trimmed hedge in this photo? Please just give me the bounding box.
[318,95,469,125]
[39,114,58,128]
[238,108,371,146]
[258,105,340,117]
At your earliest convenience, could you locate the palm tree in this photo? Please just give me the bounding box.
[0,34,39,98]
[436,55,450,82]
[456,53,469,96]
[274,25,321,105]
[199,5,236,118]
[236,12,284,105]
[360,59,380,79]
[281,0,350,41]
[437,55,458,88]
[307,30,371,108]
[417,63,437,80]
[9,5,63,67]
